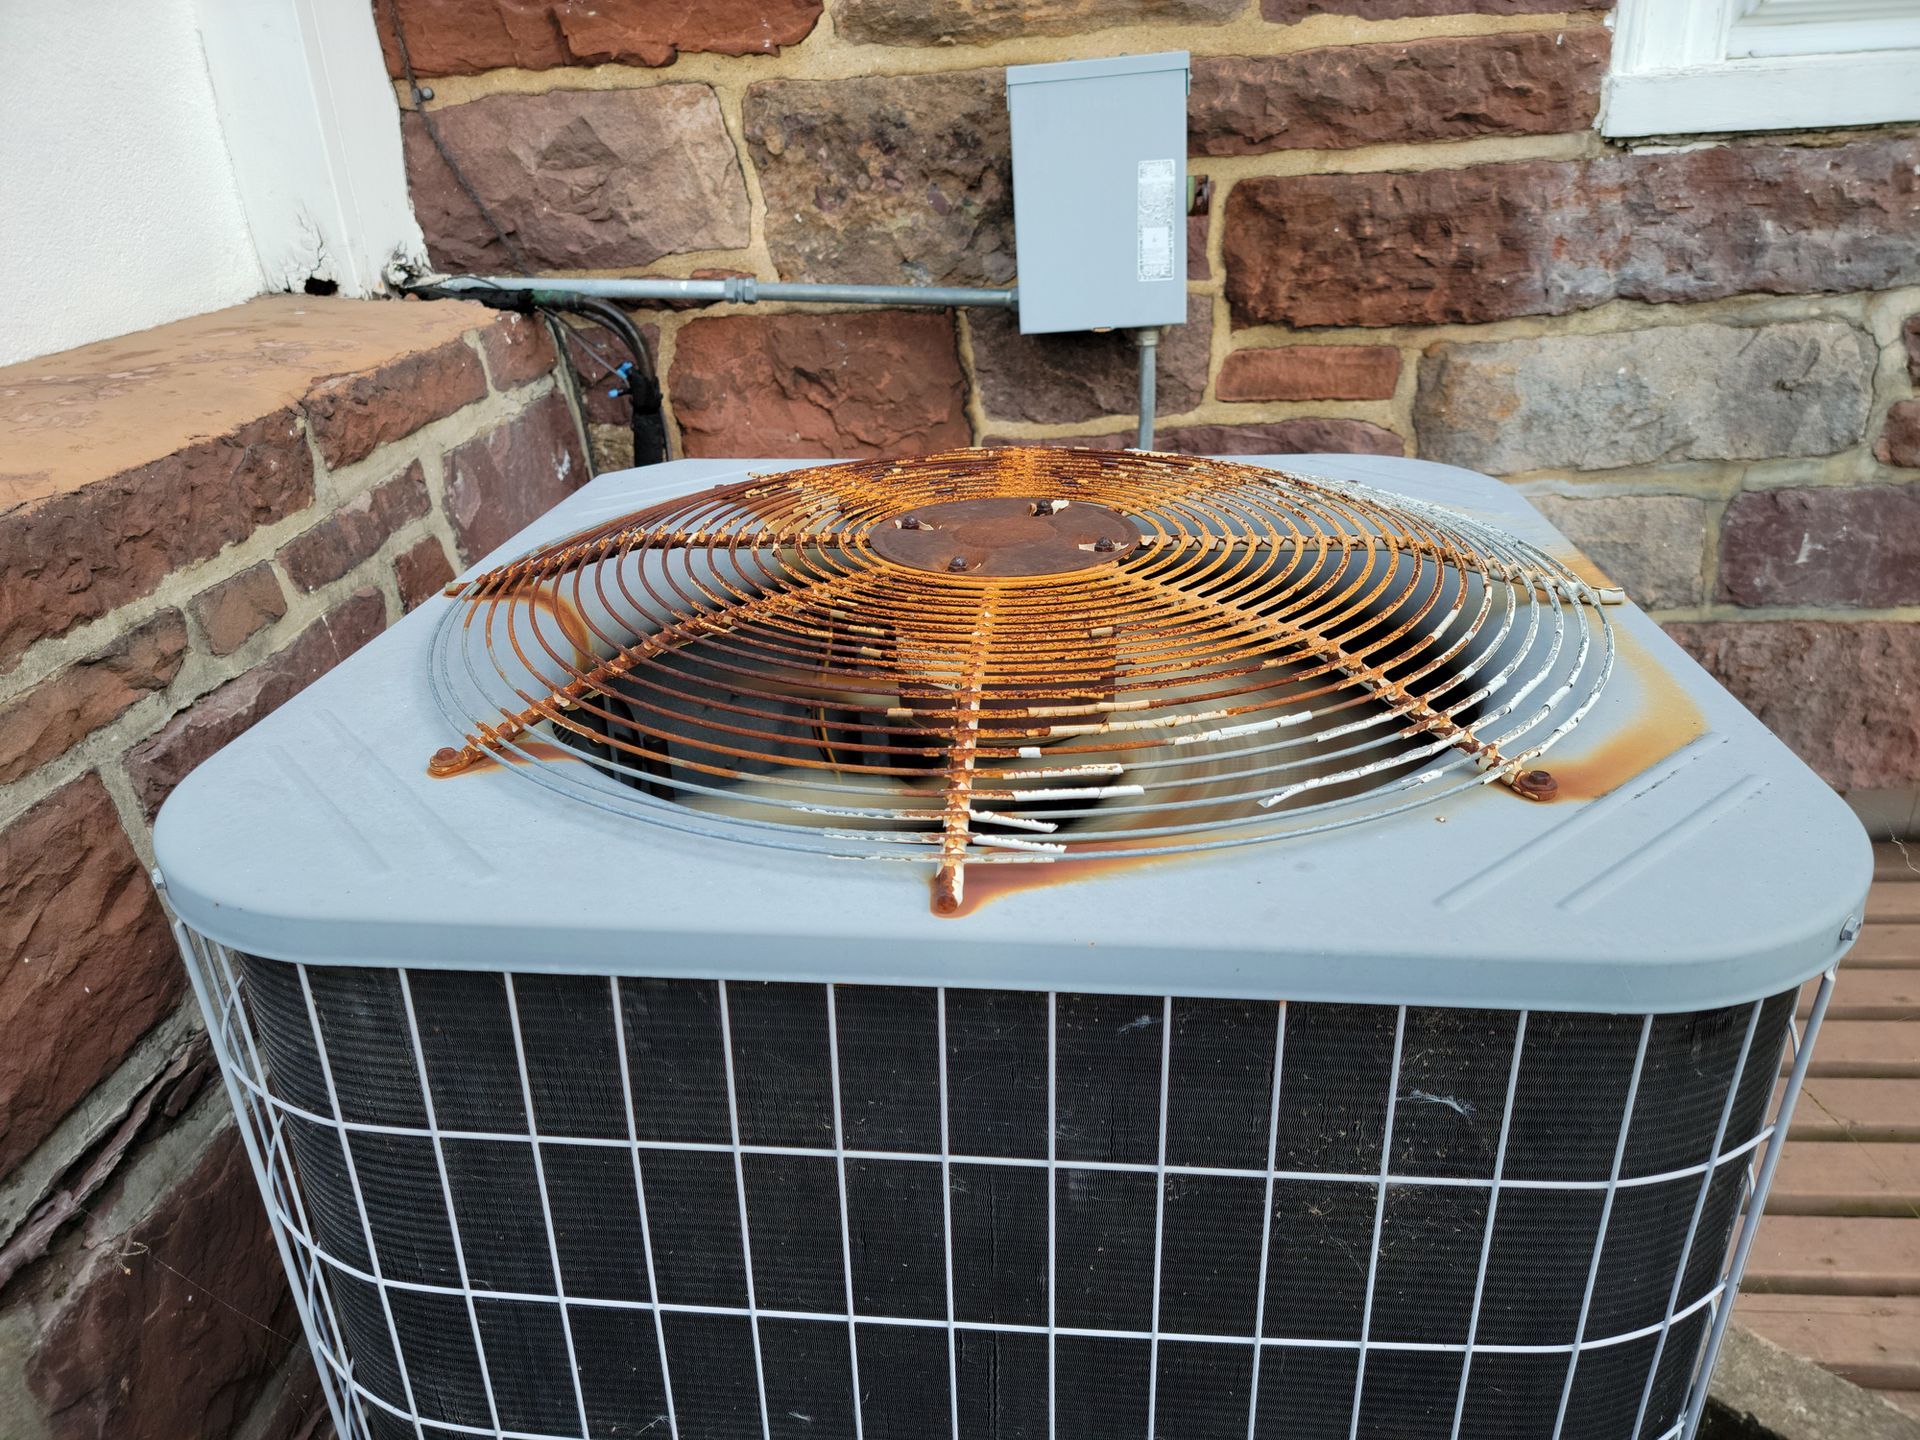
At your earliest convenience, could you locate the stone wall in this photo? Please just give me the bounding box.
[0,295,588,1440]
[381,0,1920,820]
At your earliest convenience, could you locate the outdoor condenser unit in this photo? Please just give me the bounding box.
[156,447,1869,1440]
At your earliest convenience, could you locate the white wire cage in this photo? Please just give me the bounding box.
[175,920,1836,1440]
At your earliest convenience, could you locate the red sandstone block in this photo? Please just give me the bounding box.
[189,562,287,657]
[0,610,188,786]
[670,311,970,461]
[986,419,1404,457]
[743,70,1010,290]
[0,410,311,671]
[1223,138,1920,329]
[404,88,749,274]
[1718,484,1920,607]
[0,774,179,1179]
[1664,620,1920,791]
[278,461,431,593]
[1191,31,1608,156]
[29,1126,296,1440]
[1188,213,1209,281]
[1265,0,1599,17]
[971,294,1212,425]
[1877,401,1920,469]
[837,0,1236,45]
[443,389,589,564]
[1216,346,1402,402]
[395,534,456,612]
[302,336,487,469]
[478,311,558,390]
[375,0,821,76]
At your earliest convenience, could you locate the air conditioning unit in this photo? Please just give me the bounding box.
[156,446,1868,1440]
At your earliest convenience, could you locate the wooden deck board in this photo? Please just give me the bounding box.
[1847,925,1920,966]
[1869,880,1920,923]
[1746,1216,1920,1294]
[1742,884,1920,1401]
[1800,969,1920,1020]
[1782,1078,1920,1141]
[1872,842,1920,882]
[1733,1294,1920,1390]
[1771,1142,1920,1216]
[1880,1389,1920,1420]
[1794,1020,1920,1078]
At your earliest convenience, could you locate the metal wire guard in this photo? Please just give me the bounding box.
[429,447,1613,911]
[176,923,1833,1440]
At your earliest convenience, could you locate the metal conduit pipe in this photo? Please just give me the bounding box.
[408,274,1020,310]
[1133,326,1161,451]
[553,295,669,467]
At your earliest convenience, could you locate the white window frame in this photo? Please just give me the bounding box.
[1603,0,1920,137]
[196,0,425,296]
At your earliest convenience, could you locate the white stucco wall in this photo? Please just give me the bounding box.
[0,1,267,367]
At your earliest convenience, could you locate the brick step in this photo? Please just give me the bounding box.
[1746,1216,1920,1295]
[1771,1142,1920,1216]
[1782,1079,1920,1142]
[1734,1295,1920,1391]
[1870,881,1920,923]
[1793,1021,1920,1079]
[1802,970,1920,1021]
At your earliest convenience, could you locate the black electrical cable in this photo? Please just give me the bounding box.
[552,296,668,468]
[412,284,670,466]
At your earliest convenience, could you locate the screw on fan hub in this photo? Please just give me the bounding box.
[867,495,1141,577]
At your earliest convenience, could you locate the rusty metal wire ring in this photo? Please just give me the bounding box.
[429,448,1614,912]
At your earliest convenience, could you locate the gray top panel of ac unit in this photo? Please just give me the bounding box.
[153,455,1871,1014]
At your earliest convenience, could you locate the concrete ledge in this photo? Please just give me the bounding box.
[1704,1326,1920,1440]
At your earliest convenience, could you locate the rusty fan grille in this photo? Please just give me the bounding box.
[428,447,1614,912]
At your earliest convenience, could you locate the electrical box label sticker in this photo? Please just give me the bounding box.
[1137,159,1177,283]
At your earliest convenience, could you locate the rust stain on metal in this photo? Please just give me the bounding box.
[1553,542,1624,598]
[1530,627,1705,802]
[938,842,1173,917]
[428,739,587,778]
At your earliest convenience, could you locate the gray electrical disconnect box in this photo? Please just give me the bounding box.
[1006,52,1190,336]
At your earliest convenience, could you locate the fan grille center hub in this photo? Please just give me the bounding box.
[867,496,1140,576]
